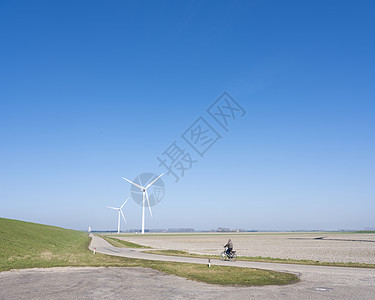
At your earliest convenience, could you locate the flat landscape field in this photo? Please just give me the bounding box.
[115,232,375,264]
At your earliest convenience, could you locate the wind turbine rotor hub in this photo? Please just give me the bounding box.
[128,172,165,207]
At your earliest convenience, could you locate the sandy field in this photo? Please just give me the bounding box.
[115,232,375,264]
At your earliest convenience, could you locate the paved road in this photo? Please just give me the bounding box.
[1,235,374,299]
[89,234,375,299]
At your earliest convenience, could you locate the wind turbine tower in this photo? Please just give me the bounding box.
[107,198,128,234]
[122,173,164,234]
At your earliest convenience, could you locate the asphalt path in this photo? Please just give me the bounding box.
[89,234,375,299]
[1,235,374,299]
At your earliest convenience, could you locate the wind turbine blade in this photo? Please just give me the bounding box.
[120,198,129,209]
[120,209,127,223]
[145,190,153,217]
[122,177,144,189]
[145,172,165,190]
[107,206,119,210]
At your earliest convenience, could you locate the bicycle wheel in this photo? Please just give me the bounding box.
[232,253,237,262]
[220,251,227,261]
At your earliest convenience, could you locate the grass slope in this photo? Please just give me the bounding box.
[99,235,150,248]
[0,218,298,286]
[0,217,91,270]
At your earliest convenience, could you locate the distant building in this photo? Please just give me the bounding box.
[216,227,231,232]
[167,228,195,232]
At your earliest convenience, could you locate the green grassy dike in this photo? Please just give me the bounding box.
[0,218,298,286]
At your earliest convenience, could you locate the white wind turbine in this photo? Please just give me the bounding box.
[107,198,129,234]
[122,173,164,234]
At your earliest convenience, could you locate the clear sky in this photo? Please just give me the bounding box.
[1,0,374,231]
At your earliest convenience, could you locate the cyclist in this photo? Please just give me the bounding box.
[224,239,233,256]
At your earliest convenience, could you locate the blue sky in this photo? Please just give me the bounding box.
[1,0,374,231]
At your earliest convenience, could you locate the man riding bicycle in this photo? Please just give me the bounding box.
[224,239,233,255]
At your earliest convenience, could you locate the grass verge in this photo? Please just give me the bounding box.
[0,218,298,286]
[145,250,375,269]
[99,235,150,248]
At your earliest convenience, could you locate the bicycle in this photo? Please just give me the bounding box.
[220,248,237,261]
